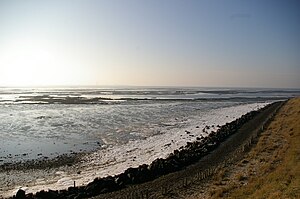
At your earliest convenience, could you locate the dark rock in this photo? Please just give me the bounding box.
[85,176,118,197]
[25,193,33,199]
[115,173,128,187]
[101,176,118,193]
[74,192,86,199]
[35,190,50,199]
[136,164,152,183]
[85,179,102,196]
[44,189,59,199]
[68,186,78,193]
[125,167,140,184]
[66,194,77,199]
[15,189,25,199]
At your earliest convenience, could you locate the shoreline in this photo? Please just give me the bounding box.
[0,102,269,198]
[91,100,284,199]
[184,97,299,198]
[0,153,85,172]
[4,101,284,199]
[0,103,268,197]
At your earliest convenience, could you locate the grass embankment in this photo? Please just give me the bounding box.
[208,98,300,198]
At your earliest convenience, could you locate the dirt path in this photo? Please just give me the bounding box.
[92,101,284,199]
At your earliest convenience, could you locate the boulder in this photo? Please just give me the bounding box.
[15,189,25,199]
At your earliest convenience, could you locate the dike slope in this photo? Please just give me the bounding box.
[204,98,299,199]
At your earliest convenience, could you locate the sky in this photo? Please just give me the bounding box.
[0,0,299,88]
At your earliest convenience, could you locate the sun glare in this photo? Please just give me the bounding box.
[0,38,82,87]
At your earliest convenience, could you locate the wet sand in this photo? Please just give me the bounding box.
[91,100,284,199]
[1,103,269,198]
[85,97,299,199]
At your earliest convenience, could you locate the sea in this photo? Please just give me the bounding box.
[0,87,298,164]
[0,87,300,195]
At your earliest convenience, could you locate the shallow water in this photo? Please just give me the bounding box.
[1,87,299,197]
[0,102,271,197]
[0,87,298,164]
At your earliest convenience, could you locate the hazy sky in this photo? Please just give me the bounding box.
[0,0,299,88]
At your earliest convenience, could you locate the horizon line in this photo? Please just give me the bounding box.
[0,85,300,90]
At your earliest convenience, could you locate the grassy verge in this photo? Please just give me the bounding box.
[209,98,300,199]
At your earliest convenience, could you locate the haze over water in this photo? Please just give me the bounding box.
[0,0,299,88]
[0,1,299,197]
